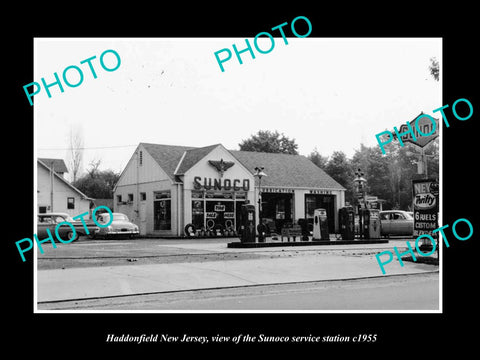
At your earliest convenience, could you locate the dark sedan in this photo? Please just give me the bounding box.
[37,212,99,242]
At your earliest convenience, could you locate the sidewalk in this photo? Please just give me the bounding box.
[37,248,438,303]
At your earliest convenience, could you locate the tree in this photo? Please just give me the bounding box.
[429,57,439,81]
[324,151,356,204]
[67,124,84,182]
[424,140,440,180]
[87,159,102,178]
[352,144,396,209]
[325,151,353,186]
[73,161,120,199]
[239,130,299,155]
[351,140,439,210]
[308,148,328,169]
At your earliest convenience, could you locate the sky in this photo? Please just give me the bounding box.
[34,38,441,181]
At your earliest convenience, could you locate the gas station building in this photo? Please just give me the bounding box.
[113,143,346,237]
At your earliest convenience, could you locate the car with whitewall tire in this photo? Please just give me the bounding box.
[92,212,139,239]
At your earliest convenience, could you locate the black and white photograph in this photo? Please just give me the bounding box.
[8,6,478,354]
[32,37,442,312]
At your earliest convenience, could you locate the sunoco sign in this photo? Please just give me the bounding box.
[396,114,440,148]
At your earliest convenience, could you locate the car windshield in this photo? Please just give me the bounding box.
[404,212,413,220]
[39,214,73,223]
[38,216,53,224]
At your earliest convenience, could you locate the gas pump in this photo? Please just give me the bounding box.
[240,204,256,243]
[339,206,355,240]
[297,218,310,241]
[359,208,381,239]
[313,208,329,240]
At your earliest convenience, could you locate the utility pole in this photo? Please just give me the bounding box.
[421,147,428,179]
[50,160,55,212]
[408,145,432,179]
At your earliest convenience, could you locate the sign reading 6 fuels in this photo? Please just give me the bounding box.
[412,179,439,236]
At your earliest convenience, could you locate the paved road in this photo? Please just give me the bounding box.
[36,237,439,311]
[38,273,439,311]
[37,237,426,269]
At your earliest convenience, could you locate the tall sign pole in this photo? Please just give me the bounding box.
[394,113,439,250]
[394,113,439,179]
[50,160,55,212]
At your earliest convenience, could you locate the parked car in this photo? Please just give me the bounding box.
[92,212,139,239]
[380,210,414,237]
[37,212,99,242]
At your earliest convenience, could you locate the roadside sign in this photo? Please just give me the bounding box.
[394,113,439,148]
[412,178,439,237]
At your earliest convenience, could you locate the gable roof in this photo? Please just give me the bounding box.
[175,144,221,175]
[37,159,93,200]
[38,158,68,173]
[140,143,194,181]
[139,143,345,190]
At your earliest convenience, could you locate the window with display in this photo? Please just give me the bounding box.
[305,195,317,218]
[305,193,335,232]
[190,191,246,232]
[154,191,171,230]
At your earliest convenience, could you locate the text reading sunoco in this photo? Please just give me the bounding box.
[213,16,312,72]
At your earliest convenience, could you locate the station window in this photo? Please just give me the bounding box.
[128,193,134,202]
[117,195,122,203]
[190,191,246,232]
[67,197,75,209]
[140,192,146,201]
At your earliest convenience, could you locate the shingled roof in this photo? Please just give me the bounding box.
[230,150,345,190]
[140,143,345,190]
[140,143,193,180]
[175,144,221,175]
[38,158,68,173]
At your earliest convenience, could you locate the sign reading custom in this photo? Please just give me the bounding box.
[194,177,250,191]
[412,178,439,236]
